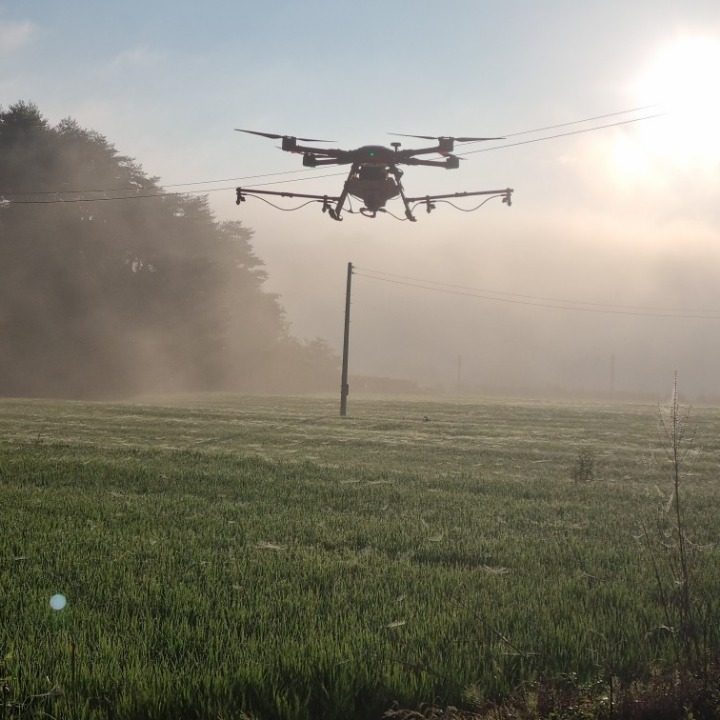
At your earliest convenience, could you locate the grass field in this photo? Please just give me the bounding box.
[2,394,720,719]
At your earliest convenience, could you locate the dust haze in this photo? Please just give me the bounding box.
[0,103,338,399]
[3,104,719,403]
[244,140,720,403]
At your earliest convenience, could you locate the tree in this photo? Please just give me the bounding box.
[0,102,338,398]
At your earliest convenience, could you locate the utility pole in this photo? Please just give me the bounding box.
[340,262,353,417]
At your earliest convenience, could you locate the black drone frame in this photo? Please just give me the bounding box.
[234,130,512,220]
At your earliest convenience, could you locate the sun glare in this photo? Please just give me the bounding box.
[611,35,720,183]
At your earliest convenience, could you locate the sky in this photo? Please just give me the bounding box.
[2,1,720,398]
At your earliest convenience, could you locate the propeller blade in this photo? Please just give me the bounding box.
[389,133,437,140]
[235,128,335,142]
[296,136,335,143]
[235,128,284,140]
[389,132,505,142]
[454,136,505,142]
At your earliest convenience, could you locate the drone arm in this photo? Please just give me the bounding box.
[397,138,456,157]
[290,142,348,159]
[302,155,353,167]
[402,156,461,169]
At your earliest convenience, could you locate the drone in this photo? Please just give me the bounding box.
[234,129,514,221]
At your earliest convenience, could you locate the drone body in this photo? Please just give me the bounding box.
[235,129,512,221]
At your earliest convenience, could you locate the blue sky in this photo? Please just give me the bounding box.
[5,1,712,162]
[3,1,717,183]
[3,1,720,395]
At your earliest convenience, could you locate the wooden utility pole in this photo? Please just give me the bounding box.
[340,262,353,417]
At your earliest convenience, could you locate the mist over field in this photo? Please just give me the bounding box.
[2,4,720,405]
[247,201,720,401]
[2,100,720,402]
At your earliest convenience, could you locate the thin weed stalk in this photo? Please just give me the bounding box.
[648,372,703,673]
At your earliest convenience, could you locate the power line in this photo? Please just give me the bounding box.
[456,113,665,156]
[354,269,720,320]
[460,104,661,143]
[250,171,346,187]
[354,267,720,314]
[0,105,664,202]
[163,167,327,188]
[1,172,347,205]
[0,168,331,197]
[3,187,230,205]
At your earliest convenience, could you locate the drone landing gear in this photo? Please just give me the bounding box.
[323,197,342,221]
[389,167,417,222]
[324,162,364,221]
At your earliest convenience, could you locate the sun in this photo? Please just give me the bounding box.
[609,34,720,183]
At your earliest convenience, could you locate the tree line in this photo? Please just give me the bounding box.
[0,102,338,398]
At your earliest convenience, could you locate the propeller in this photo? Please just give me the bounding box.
[235,128,334,142]
[389,132,505,142]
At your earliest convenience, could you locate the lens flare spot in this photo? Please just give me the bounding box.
[49,593,67,611]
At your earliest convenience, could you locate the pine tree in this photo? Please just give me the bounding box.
[0,102,337,397]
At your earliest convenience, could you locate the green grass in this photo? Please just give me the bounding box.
[2,395,720,719]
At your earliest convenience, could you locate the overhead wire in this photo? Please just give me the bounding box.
[355,267,720,313]
[248,171,346,187]
[353,267,720,320]
[3,187,232,205]
[458,104,662,143]
[456,113,665,156]
[0,167,337,197]
[1,171,347,205]
[0,104,664,205]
